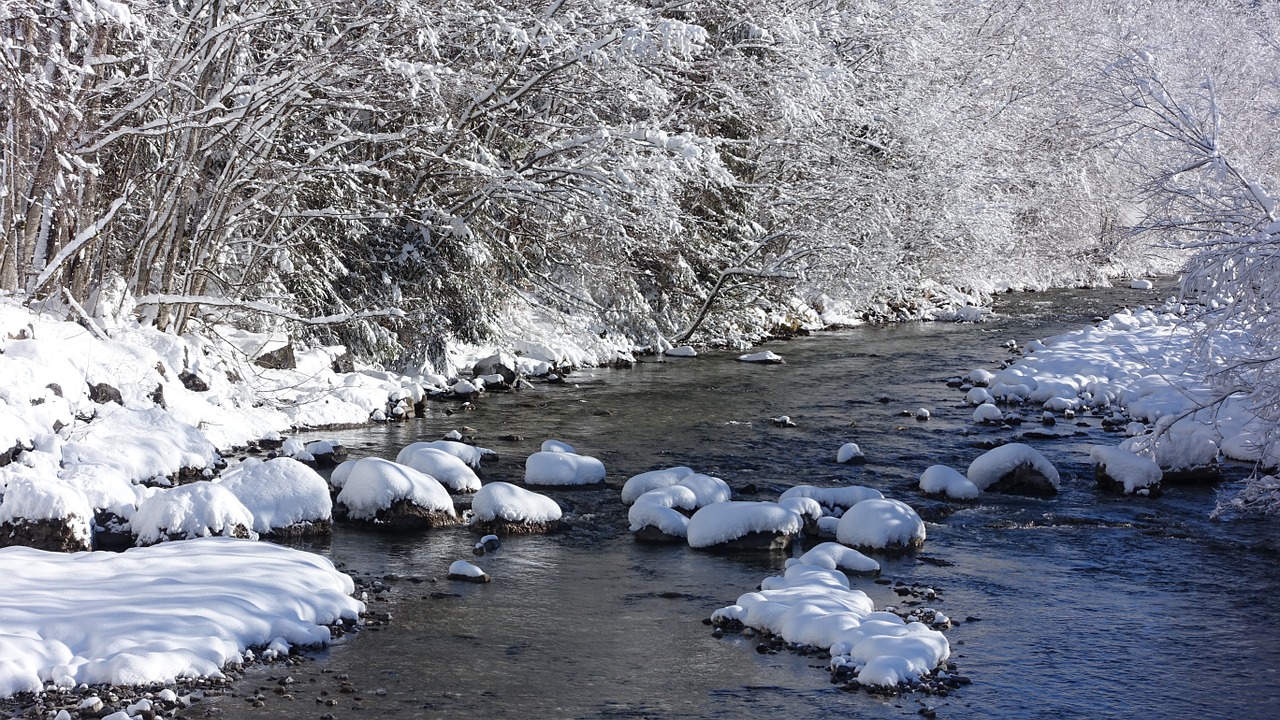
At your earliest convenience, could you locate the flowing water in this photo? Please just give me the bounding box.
[203,286,1280,720]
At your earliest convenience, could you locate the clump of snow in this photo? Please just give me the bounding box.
[540,439,575,454]
[470,482,561,524]
[792,541,880,574]
[447,559,489,582]
[779,485,883,510]
[736,350,784,364]
[835,498,926,551]
[778,496,823,523]
[400,447,481,493]
[1119,419,1219,472]
[216,458,332,534]
[1129,278,1154,290]
[335,458,455,521]
[919,465,981,500]
[686,501,803,549]
[836,443,865,464]
[0,537,361,696]
[965,387,994,405]
[620,466,695,504]
[967,443,1060,494]
[1090,446,1162,494]
[132,482,257,545]
[525,450,606,486]
[395,440,494,469]
[972,403,1005,424]
[664,346,697,358]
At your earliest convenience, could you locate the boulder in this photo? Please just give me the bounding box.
[0,517,93,553]
[88,382,123,405]
[967,443,1060,497]
[472,352,520,385]
[254,343,297,370]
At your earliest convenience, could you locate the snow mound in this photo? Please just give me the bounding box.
[132,482,257,545]
[835,498,926,551]
[736,350,784,364]
[400,447,482,493]
[0,477,94,549]
[540,439,575,454]
[471,482,562,524]
[628,472,733,539]
[792,541,880,574]
[62,406,219,484]
[918,465,980,500]
[664,346,697,358]
[447,559,488,581]
[621,466,695,504]
[836,443,865,464]
[972,403,1004,424]
[1090,446,1162,495]
[524,450,606,486]
[779,485,883,510]
[686,501,803,549]
[335,458,455,521]
[0,537,361,696]
[967,443,1060,495]
[394,440,494,469]
[217,458,332,534]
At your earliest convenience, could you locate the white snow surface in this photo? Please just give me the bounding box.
[792,541,880,574]
[711,566,947,687]
[966,443,1060,491]
[686,501,803,548]
[335,458,455,521]
[448,560,487,579]
[836,443,865,463]
[620,466,695,504]
[470,482,561,524]
[524,450,606,486]
[216,458,332,533]
[0,477,93,547]
[132,482,257,545]
[736,350,784,364]
[918,465,981,500]
[1090,446,1162,493]
[394,440,493,469]
[835,498,926,549]
[400,447,482,493]
[0,537,361,697]
[540,439,576,454]
[779,485,883,509]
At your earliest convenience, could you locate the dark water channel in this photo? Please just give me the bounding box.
[209,286,1280,720]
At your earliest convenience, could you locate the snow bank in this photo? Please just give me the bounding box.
[524,450,606,486]
[686,501,803,549]
[0,537,361,696]
[217,458,332,534]
[835,498,926,551]
[918,465,980,500]
[334,458,455,521]
[470,482,561,524]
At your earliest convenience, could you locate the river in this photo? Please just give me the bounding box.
[197,285,1280,720]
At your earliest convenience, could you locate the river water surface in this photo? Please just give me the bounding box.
[205,286,1280,720]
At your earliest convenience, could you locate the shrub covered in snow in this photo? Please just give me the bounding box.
[132,482,257,545]
[217,457,333,536]
[967,443,1060,496]
[835,498,926,552]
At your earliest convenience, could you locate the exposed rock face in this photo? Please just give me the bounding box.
[985,465,1059,497]
[254,344,296,370]
[469,519,561,536]
[341,499,458,532]
[631,525,685,544]
[330,351,355,374]
[137,523,255,546]
[179,370,209,392]
[92,511,135,550]
[1094,467,1164,497]
[0,515,93,553]
[88,382,123,405]
[262,519,334,538]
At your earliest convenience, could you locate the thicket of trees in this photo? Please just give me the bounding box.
[1,0,1275,371]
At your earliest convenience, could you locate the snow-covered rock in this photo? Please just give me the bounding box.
[0,476,94,552]
[132,481,257,545]
[620,466,695,504]
[394,440,495,469]
[779,485,883,511]
[400,447,482,493]
[217,457,333,536]
[736,350,784,364]
[470,482,562,534]
[836,442,866,464]
[918,465,981,500]
[0,537,361,696]
[792,541,880,575]
[524,450,606,486]
[686,501,803,551]
[447,559,490,583]
[664,346,697,358]
[972,402,1005,424]
[835,498,926,552]
[1090,446,1162,496]
[334,458,457,530]
[540,439,576,454]
[967,443,1060,496]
